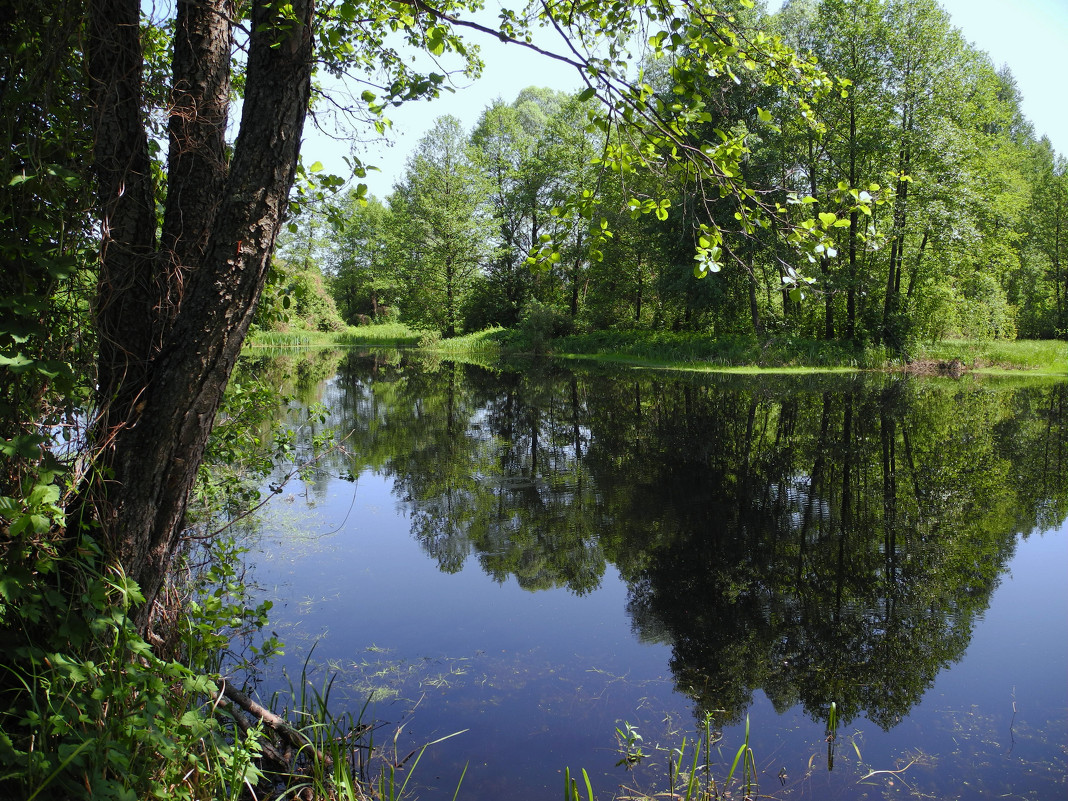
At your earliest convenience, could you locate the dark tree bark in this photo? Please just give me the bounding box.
[846,98,857,341]
[882,103,913,346]
[86,0,314,630]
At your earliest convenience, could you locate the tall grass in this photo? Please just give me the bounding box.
[239,645,471,801]
[418,327,509,356]
[247,329,341,347]
[335,322,422,348]
[911,338,1067,374]
[248,323,423,349]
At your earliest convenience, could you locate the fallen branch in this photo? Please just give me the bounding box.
[218,691,293,768]
[220,679,333,769]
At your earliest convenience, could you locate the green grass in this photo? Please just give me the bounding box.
[248,323,422,349]
[910,338,1067,375]
[335,322,422,348]
[247,325,1066,375]
[418,326,510,356]
[246,328,342,347]
[550,331,885,372]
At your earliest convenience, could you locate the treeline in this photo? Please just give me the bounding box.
[282,0,1066,348]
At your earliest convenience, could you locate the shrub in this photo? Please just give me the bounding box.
[517,300,573,354]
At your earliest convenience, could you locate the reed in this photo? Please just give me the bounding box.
[576,713,760,801]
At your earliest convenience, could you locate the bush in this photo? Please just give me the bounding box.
[417,328,442,349]
[517,300,573,354]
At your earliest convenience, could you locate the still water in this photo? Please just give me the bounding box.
[235,350,1067,800]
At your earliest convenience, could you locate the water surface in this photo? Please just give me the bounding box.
[238,352,1067,800]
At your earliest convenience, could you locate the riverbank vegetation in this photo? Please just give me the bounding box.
[254,322,1066,375]
[1,0,1064,798]
[288,3,1067,356]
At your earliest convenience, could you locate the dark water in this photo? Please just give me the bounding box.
[238,351,1067,800]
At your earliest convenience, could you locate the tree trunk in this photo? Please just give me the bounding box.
[748,266,763,337]
[86,0,314,631]
[846,98,857,341]
[446,258,457,337]
[634,255,643,324]
[882,103,913,345]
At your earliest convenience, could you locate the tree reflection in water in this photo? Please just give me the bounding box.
[299,352,1067,734]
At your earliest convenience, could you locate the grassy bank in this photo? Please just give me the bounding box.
[909,338,1067,375]
[551,331,879,371]
[555,333,1066,375]
[248,325,1066,375]
[248,322,421,348]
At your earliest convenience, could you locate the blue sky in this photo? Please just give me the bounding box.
[303,0,1068,196]
[936,0,1066,152]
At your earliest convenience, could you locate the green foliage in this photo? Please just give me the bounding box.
[341,3,1064,351]
[325,193,401,324]
[254,259,346,334]
[518,300,575,354]
[615,721,647,767]
[0,0,95,500]
[0,347,365,800]
[0,535,272,800]
[391,115,496,337]
[958,272,1017,341]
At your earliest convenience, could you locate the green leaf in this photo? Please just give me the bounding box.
[426,27,446,56]
[818,212,837,229]
[27,483,60,507]
[577,87,597,102]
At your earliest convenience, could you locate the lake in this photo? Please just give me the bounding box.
[229,349,1067,800]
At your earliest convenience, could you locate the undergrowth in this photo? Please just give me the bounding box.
[0,349,425,800]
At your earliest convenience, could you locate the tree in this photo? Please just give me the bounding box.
[469,99,534,328]
[1,0,851,635]
[468,88,570,327]
[327,192,399,323]
[539,95,604,319]
[1021,140,1068,337]
[81,0,318,628]
[392,115,495,336]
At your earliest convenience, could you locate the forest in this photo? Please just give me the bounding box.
[0,0,1064,798]
[281,0,1067,349]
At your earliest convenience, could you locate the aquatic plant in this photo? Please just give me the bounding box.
[577,713,759,801]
